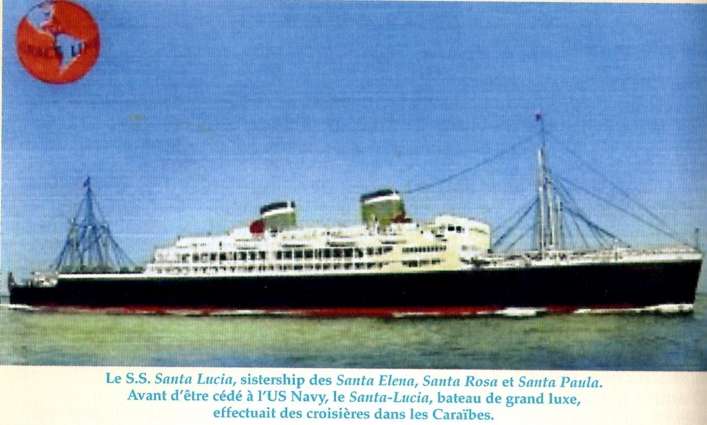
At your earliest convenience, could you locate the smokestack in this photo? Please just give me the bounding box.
[360,189,405,228]
[260,201,296,231]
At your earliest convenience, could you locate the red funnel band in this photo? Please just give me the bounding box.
[249,219,265,234]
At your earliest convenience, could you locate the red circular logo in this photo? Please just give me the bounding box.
[16,0,100,84]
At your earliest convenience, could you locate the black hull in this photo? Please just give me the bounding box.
[9,260,702,315]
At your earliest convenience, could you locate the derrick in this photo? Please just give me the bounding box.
[52,177,135,273]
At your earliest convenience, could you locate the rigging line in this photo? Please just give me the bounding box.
[492,196,537,232]
[109,238,135,267]
[92,193,108,224]
[71,195,87,222]
[532,205,538,249]
[571,213,589,249]
[552,179,611,248]
[104,223,134,264]
[564,204,631,247]
[52,243,71,271]
[91,189,135,268]
[554,176,627,247]
[551,173,580,207]
[588,224,607,248]
[505,223,535,252]
[562,213,575,248]
[548,133,672,229]
[492,199,537,248]
[563,207,609,248]
[591,223,614,246]
[563,204,612,240]
[557,174,690,246]
[569,206,610,245]
[403,131,539,194]
[551,178,593,247]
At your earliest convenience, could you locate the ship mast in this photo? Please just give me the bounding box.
[52,177,135,273]
[534,112,562,257]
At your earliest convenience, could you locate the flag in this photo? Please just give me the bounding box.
[534,111,543,122]
[83,176,91,188]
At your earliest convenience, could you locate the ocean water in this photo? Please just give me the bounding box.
[0,294,705,370]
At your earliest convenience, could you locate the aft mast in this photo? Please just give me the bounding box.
[534,112,562,258]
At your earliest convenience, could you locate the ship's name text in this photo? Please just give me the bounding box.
[421,375,601,388]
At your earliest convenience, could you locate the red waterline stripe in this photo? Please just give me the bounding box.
[262,306,504,318]
[21,303,648,317]
[29,304,503,317]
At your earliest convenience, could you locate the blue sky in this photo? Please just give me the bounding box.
[2,1,706,290]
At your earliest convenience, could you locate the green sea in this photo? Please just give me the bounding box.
[0,294,705,370]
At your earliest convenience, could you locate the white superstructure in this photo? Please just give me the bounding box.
[146,214,492,277]
[145,209,700,279]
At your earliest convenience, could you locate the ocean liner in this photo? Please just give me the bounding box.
[8,118,703,316]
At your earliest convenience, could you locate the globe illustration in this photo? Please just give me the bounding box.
[16,0,100,84]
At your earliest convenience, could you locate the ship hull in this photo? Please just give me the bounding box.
[9,260,702,316]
